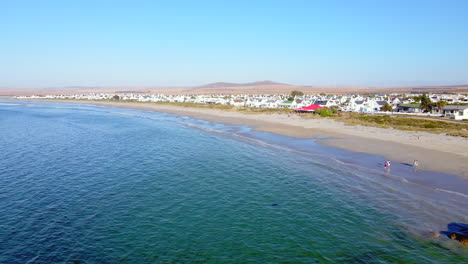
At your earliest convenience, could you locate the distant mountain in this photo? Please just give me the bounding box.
[195,80,289,89]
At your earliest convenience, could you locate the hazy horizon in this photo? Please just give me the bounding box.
[2,80,468,90]
[2,0,467,88]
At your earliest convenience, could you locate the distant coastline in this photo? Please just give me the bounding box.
[12,98,468,179]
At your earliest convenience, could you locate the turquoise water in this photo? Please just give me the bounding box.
[0,101,467,263]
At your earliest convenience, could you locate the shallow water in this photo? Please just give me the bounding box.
[1,101,467,263]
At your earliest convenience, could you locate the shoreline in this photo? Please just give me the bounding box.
[10,99,468,179]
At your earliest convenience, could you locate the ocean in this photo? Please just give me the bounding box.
[1,100,467,263]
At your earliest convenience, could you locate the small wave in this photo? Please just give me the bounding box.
[109,112,164,122]
[178,122,228,135]
[109,112,138,116]
[433,188,468,198]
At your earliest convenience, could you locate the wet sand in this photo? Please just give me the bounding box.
[22,100,468,179]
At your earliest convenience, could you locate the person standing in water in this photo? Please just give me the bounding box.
[384,160,391,171]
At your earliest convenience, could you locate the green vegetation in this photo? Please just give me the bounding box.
[411,94,451,112]
[419,93,433,112]
[314,109,331,117]
[290,90,304,97]
[237,107,294,114]
[335,113,468,137]
[380,103,393,112]
[435,100,447,112]
[313,108,338,117]
[412,96,421,103]
[411,93,433,112]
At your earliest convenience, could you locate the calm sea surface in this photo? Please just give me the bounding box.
[1,101,467,263]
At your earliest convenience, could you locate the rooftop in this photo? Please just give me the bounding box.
[398,103,421,108]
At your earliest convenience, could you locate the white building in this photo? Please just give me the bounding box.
[442,105,468,120]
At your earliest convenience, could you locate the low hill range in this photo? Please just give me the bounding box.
[1,81,467,96]
[195,80,287,89]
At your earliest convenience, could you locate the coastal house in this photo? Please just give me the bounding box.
[375,101,388,111]
[348,100,365,112]
[396,103,422,113]
[215,98,229,104]
[230,99,245,107]
[279,100,293,108]
[442,105,468,120]
[361,100,381,113]
[291,99,304,109]
[390,98,401,107]
[314,100,332,107]
[262,99,281,108]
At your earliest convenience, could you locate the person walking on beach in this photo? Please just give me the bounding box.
[413,160,419,173]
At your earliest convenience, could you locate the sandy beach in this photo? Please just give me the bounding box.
[25,100,468,179]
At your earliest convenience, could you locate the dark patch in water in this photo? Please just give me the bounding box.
[440,222,468,244]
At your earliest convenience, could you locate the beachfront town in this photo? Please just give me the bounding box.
[17,92,468,120]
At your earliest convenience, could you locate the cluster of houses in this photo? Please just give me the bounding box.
[18,92,468,120]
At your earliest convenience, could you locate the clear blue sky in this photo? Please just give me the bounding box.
[1,0,467,87]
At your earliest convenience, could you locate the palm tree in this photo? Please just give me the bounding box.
[419,94,433,113]
[436,100,447,114]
